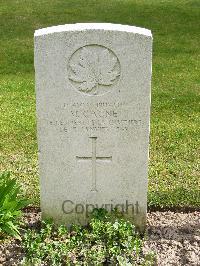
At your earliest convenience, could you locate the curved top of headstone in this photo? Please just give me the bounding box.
[34,23,152,37]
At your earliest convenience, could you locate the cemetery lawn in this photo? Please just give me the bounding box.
[0,0,199,208]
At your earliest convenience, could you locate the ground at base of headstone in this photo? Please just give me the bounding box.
[0,210,199,266]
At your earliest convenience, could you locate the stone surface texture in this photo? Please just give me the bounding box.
[34,23,152,231]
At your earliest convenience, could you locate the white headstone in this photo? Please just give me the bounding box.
[34,23,152,232]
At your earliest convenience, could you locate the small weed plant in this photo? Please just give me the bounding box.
[22,209,155,265]
[0,172,29,239]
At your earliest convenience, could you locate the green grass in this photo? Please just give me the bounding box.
[0,0,199,207]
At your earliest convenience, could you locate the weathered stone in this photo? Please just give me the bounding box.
[34,23,152,232]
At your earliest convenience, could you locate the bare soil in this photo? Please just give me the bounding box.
[144,211,200,265]
[0,209,199,265]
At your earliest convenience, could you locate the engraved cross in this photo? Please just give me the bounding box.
[76,137,112,192]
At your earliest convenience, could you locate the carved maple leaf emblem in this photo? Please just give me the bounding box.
[69,47,120,94]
